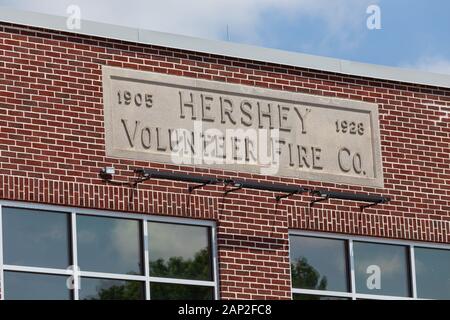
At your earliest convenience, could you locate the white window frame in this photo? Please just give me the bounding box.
[0,200,219,300]
[289,229,450,300]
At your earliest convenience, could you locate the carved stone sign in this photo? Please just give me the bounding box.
[102,66,384,187]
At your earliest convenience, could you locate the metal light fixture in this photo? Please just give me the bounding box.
[223,178,308,201]
[310,189,391,211]
[99,166,115,180]
[99,167,391,208]
[133,168,221,192]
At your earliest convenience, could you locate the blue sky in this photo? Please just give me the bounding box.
[1,0,450,74]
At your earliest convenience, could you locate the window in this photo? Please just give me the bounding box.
[79,277,145,300]
[3,271,71,300]
[2,207,70,269]
[353,242,410,297]
[77,215,143,275]
[289,232,450,300]
[147,222,214,299]
[0,202,218,300]
[148,222,212,281]
[290,236,349,292]
[414,247,450,299]
[150,283,214,300]
[293,293,350,300]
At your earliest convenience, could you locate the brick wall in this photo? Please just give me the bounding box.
[0,22,449,300]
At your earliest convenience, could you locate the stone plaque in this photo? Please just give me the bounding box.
[103,66,384,187]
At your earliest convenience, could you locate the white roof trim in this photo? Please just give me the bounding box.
[1,6,450,89]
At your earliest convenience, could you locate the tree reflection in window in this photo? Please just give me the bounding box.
[80,278,144,300]
[291,257,328,290]
[150,247,210,280]
[293,293,350,300]
[151,283,214,300]
[289,236,349,292]
[148,222,213,281]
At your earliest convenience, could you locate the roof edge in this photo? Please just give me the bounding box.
[1,6,450,89]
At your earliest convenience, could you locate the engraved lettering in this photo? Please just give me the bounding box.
[294,106,311,134]
[232,137,243,161]
[258,102,274,129]
[169,129,182,152]
[288,143,295,167]
[141,127,151,149]
[145,94,153,108]
[183,130,195,155]
[353,152,363,174]
[201,94,215,122]
[220,97,236,125]
[312,147,323,170]
[338,147,352,172]
[104,67,383,188]
[121,119,139,148]
[278,105,291,132]
[244,137,257,163]
[179,91,196,120]
[240,100,253,127]
[156,127,167,151]
[298,145,310,168]
[271,137,284,164]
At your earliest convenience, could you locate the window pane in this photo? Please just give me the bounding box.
[2,207,70,269]
[293,293,350,300]
[290,236,349,292]
[415,247,450,299]
[148,222,212,281]
[79,277,144,300]
[4,271,72,300]
[353,242,410,297]
[77,215,143,275]
[150,283,214,300]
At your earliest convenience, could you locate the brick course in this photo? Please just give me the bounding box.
[0,22,449,299]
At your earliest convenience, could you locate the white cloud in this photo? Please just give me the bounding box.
[1,0,378,46]
[112,219,141,265]
[148,222,209,261]
[356,253,405,276]
[401,56,450,75]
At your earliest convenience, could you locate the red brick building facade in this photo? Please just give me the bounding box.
[0,10,449,300]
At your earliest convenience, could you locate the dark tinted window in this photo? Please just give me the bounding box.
[79,277,145,300]
[290,236,349,292]
[2,207,70,269]
[77,215,143,275]
[150,283,214,300]
[353,242,410,297]
[4,271,71,300]
[415,247,450,299]
[293,293,350,300]
[148,222,212,280]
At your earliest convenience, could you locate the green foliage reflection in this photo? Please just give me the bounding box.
[150,247,211,280]
[291,257,328,290]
